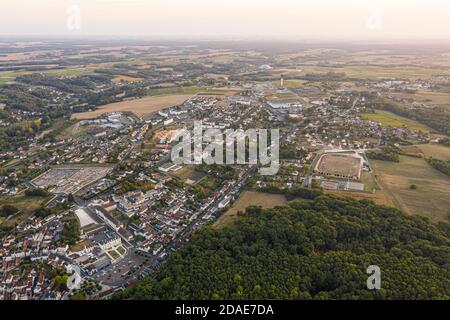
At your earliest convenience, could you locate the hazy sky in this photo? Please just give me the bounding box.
[2,0,450,39]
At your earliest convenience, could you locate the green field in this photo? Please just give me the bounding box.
[371,155,450,222]
[0,195,47,228]
[45,68,87,76]
[213,191,288,229]
[417,144,450,161]
[360,110,431,132]
[400,143,450,161]
[293,65,450,80]
[0,67,87,81]
[0,195,46,212]
[107,249,120,260]
[0,78,14,84]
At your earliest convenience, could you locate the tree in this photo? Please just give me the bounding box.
[113,196,450,300]
[0,204,19,217]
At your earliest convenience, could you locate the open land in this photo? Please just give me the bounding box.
[71,94,193,119]
[360,110,431,132]
[213,191,288,229]
[417,144,450,161]
[314,153,363,179]
[370,155,450,222]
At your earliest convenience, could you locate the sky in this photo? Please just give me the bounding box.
[1,0,450,40]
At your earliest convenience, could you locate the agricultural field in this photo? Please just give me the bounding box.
[0,195,46,213]
[360,110,431,132]
[417,144,450,161]
[111,75,144,84]
[0,67,87,80]
[391,90,450,108]
[213,191,288,229]
[70,240,92,253]
[370,155,450,222]
[400,144,450,161]
[71,94,193,119]
[0,78,14,84]
[399,145,425,158]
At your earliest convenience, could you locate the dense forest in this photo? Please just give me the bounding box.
[366,147,400,162]
[59,214,81,246]
[113,196,450,300]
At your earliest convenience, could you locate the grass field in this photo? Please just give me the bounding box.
[57,120,90,139]
[0,68,86,80]
[370,155,450,222]
[112,75,143,84]
[213,191,288,229]
[0,195,47,228]
[171,166,206,184]
[0,195,46,212]
[0,78,14,84]
[280,65,450,80]
[360,171,380,192]
[147,86,241,97]
[399,145,424,158]
[391,90,450,108]
[360,110,431,132]
[400,144,450,161]
[71,94,193,119]
[324,170,393,207]
[70,240,91,253]
[417,144,450,161]
[325,189,394,207]
[45,68,87,76]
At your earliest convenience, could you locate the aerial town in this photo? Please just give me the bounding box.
[1,38,450,300]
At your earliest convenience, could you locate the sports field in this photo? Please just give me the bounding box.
[314,153,363,179]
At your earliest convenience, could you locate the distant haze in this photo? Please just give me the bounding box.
[2,0,450,40]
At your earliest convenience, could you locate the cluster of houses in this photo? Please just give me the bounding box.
[0,217,71,300]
